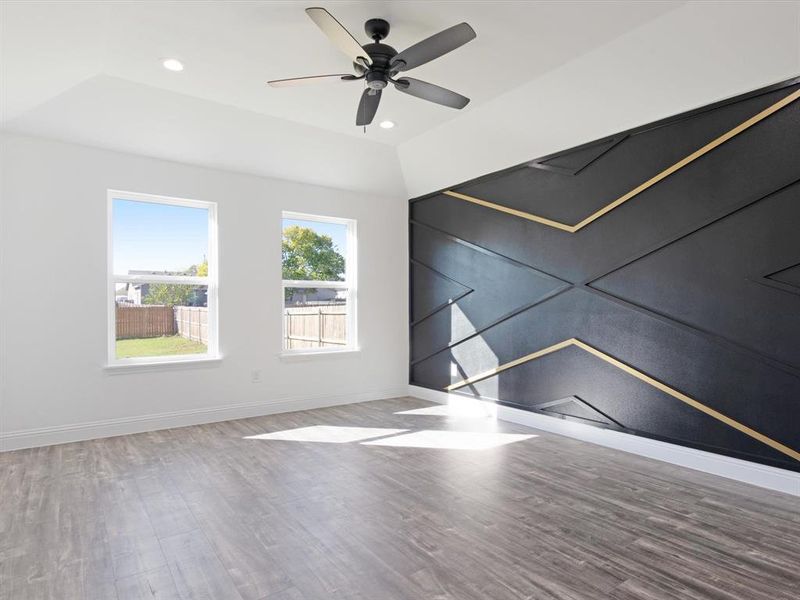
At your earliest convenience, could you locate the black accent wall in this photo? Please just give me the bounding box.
[409,77,800,472]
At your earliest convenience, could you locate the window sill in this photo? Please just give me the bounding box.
[104,355,223,375]
[278,348,361,361]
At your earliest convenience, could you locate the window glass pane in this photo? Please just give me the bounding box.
[113,198,209,276]
[282,217,346,282]
[284,287,348,350]
[115,283,208,359]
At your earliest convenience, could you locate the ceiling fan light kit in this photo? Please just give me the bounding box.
[267,7,476,126]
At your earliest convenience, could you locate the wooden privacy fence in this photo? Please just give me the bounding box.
[174,306,209,344]
[284,305,347,349]
[116,305,208,343]
[116,305,176,339]
[117,304,340,349]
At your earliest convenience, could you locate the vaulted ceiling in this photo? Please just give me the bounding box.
[2,1,797,196]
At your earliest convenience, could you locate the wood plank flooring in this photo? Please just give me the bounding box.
[1,397,798,599]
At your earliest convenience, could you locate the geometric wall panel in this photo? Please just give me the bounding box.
[529,135,627,176]
[410,261,472,324]
[766,262,800,290]
[410,222,570,363]
[445,336,799,462]
[409,76,800,472]
[533,396,624,428]
[590,180,800,370]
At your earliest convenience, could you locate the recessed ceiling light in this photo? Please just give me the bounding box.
[162,58,184,72]
[379,120,395,129]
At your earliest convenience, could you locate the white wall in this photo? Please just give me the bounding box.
[0,133,408,449]
[398,1,800,197]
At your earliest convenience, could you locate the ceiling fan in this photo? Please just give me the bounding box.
[267,7,476,126]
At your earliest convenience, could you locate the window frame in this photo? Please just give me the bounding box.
[281,211,358,356]
[106,189,219,367]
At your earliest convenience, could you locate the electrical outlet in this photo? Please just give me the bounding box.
[251,369,263,384]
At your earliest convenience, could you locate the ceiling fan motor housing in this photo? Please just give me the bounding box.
[358,40,397,89]
[366,71,387,90]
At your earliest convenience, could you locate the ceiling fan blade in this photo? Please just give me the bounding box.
[267,74,360,88]
[306,7,371,67]
[356,88,382,126]
[390,22,475,72]
[394,78,469,109]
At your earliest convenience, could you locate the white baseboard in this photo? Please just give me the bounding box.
[0,387,407,452]
[409,385,800,497]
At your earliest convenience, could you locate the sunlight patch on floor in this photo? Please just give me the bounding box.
[244,425,407,443]
[361,430,536,450]
[395,402,494,418]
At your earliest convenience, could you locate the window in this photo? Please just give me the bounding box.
[108,190,218,365]
[282,212,356,354]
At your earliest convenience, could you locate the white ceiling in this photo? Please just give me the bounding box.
[2,1,680,145]
[4,2,796,198]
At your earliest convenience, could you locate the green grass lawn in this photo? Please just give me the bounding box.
[116,335,207,359]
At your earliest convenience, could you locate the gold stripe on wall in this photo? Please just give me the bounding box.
[442,191,577,232]
[444,88,800,233]
[445,338,800,463]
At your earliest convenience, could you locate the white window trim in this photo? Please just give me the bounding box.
[106,189,220,368]
[281,211,358,356]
